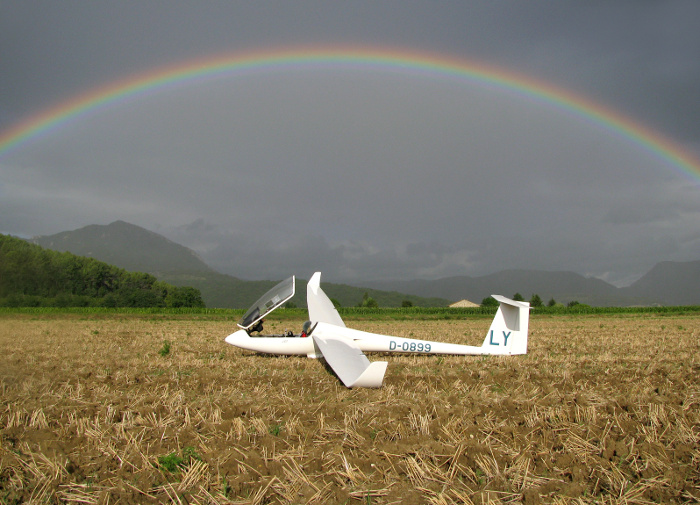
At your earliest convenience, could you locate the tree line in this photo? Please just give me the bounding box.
[482,293,586,308]
[0,234,204,308]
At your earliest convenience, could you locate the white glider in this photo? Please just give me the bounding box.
[225,272,530,388]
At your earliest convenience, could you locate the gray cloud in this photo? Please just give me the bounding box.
[1,1,699,287]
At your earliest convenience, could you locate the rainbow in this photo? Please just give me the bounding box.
[1,46,699,182]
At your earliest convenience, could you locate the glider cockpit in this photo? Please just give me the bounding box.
[237,276,318,339]
[238,275,294,332]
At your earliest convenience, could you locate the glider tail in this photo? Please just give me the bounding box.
[481,295,530,355]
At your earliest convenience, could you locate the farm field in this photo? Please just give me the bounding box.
[1,312,699,504]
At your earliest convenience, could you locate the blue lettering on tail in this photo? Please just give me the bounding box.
[489,330,513,346]
[503,331,511,346]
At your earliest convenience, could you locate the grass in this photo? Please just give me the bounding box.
[0,312,698,504]
[158,452,186,472]
[268,422,284,436]
[158,339,172,357]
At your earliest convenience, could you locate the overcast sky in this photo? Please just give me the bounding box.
[1,1,699,286]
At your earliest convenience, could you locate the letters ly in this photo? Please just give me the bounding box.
[503,331,511,346]
[489,330,513,346]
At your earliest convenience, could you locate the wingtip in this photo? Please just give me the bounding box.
[308,272,322,293]
[349,361,388,388]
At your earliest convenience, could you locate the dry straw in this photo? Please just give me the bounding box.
[0,313,698,503]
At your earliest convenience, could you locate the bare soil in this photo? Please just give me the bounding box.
[1,313,699,504]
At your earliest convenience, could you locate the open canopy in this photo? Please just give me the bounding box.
[237,276,295,330]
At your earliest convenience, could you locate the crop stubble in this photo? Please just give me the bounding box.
[0,313,698,504]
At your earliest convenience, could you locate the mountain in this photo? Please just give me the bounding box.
[1,234,204,308]
[359,265,699,307]
[33,222,699,307]
[33,222,450,308]
[359,270,630,307]
[619,261,700,306]
[33,221,211,274]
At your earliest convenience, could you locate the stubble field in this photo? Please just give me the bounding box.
[0,312,698,504]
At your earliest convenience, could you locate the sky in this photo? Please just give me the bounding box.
[1,1,699,286]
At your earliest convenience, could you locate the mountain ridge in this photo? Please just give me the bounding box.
[33,220,212,274]
[359,270,632,307]
[33,222,450,308]
[358,263,700,307]
[619,260,700,306]
[33,221,700,307]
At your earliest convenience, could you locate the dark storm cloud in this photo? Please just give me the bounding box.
[1,1,699,286]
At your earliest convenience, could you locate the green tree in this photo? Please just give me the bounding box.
[513,293,525,301]
[401,300,413,308]
[165,286,205,308]
[358,292,378,308]
[481,296,498,307]
[529,294,543,307]
[0,234,205,308]
[547,297,557,307]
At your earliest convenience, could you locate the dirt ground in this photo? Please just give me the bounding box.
[0,312,698,504]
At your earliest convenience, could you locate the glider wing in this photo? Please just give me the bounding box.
[312,334,387,388]
[307,272,345,327]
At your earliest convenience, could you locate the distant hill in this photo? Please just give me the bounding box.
[33,221,211,275]
[32,221,700,307]
[619,261,700,306]
[359,265,699,307]
[155,273,451,310]
[33,222,450,308]
[359,270,630,307]
[0,234,204,308]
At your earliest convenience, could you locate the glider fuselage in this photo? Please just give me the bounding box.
[224,272,529,387]
[225,321,490,357]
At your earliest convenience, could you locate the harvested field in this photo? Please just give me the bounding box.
[1,312,699,504]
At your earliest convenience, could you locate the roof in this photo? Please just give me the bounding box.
[449,299,480,308]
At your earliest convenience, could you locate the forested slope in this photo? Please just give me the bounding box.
[0,234,204,307]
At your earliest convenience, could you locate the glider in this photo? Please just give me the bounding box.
[225,272,530,388]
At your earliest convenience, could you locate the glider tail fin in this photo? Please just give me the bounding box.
[481,295,530,355]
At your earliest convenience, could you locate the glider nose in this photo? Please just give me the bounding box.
[225,329,249,346]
